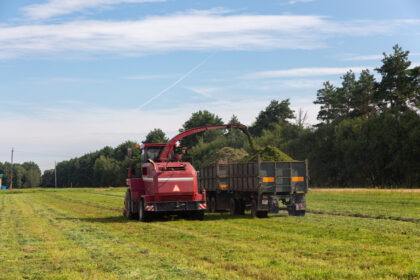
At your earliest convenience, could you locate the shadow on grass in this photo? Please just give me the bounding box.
[70,211,293,224]
[57,216,131,224]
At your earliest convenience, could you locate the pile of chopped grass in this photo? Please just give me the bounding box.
[246,145,294,162]
[203,147,249,166]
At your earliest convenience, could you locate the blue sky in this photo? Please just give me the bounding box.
[1,0,420,171]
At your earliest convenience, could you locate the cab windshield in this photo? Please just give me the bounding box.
[142,147,165,163]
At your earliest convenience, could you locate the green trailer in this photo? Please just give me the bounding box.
[199,159,308,217]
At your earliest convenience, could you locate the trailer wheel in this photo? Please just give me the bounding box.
[138,199,152,222]
[288,195,306,216]
[210,197,217,213]
[207,196,213,213]
[229,198,237,215]
[123,189,135,219]
[287,205,306,216]
[250,200,257,218]
[256,211,268,218]
[191,211,204,220]
[237,200,245,215]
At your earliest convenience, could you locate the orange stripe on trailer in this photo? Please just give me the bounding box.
[262,177,275,182]
[219,184,228,189]
[292,176,304,182]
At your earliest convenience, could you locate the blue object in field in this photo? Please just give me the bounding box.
[1,186,6,190]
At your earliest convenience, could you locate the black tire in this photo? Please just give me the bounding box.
[256,211,268,218]
[229,198,236,215]
[237,200,245,215]
[124,189,135,219]
[297,210,306,216]
[210,197,217,213]
[250,200,257,218]
[138,199,152,222]
[288,195,306,216]
[287,205,306,216]
[207,196,213,213]
[191,211,204,220]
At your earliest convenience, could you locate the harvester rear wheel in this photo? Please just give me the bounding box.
[139,199,152,222]
[124,189,135,219]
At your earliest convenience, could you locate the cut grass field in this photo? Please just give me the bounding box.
[0,188,419,279]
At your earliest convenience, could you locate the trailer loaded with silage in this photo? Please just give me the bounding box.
[199,156,308,217]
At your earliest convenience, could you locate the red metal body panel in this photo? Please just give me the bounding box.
[129,178,145,200]
[140,161,200,202]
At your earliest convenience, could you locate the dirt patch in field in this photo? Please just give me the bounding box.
[310,188,420,192]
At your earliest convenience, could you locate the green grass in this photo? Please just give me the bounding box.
[0,188,419,279]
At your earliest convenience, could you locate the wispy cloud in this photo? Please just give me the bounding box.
[255,79,328,90]
[22,0,166,20]
[289,0,315,4]
[185,86,222,98]
[2,10,420,60]
[123,74,170,80]
[29,77,108,83]
[343,52,420,61]
[244,66,372,79]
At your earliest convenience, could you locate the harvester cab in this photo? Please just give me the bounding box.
[140,143,166,163]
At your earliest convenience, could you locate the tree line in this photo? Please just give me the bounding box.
[25,44,420,188]
[0,161,41,188]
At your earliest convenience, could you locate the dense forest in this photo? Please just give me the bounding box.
[2,45,419,188]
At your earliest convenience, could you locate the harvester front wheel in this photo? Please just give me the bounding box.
[139,199,152,222]
[124,189,135,220]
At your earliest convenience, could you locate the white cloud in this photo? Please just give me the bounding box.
[0,12,327,59]
[343,54,383,61]
[245,66,372,79]
[2,10,419,59]
[22,0,166,20]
